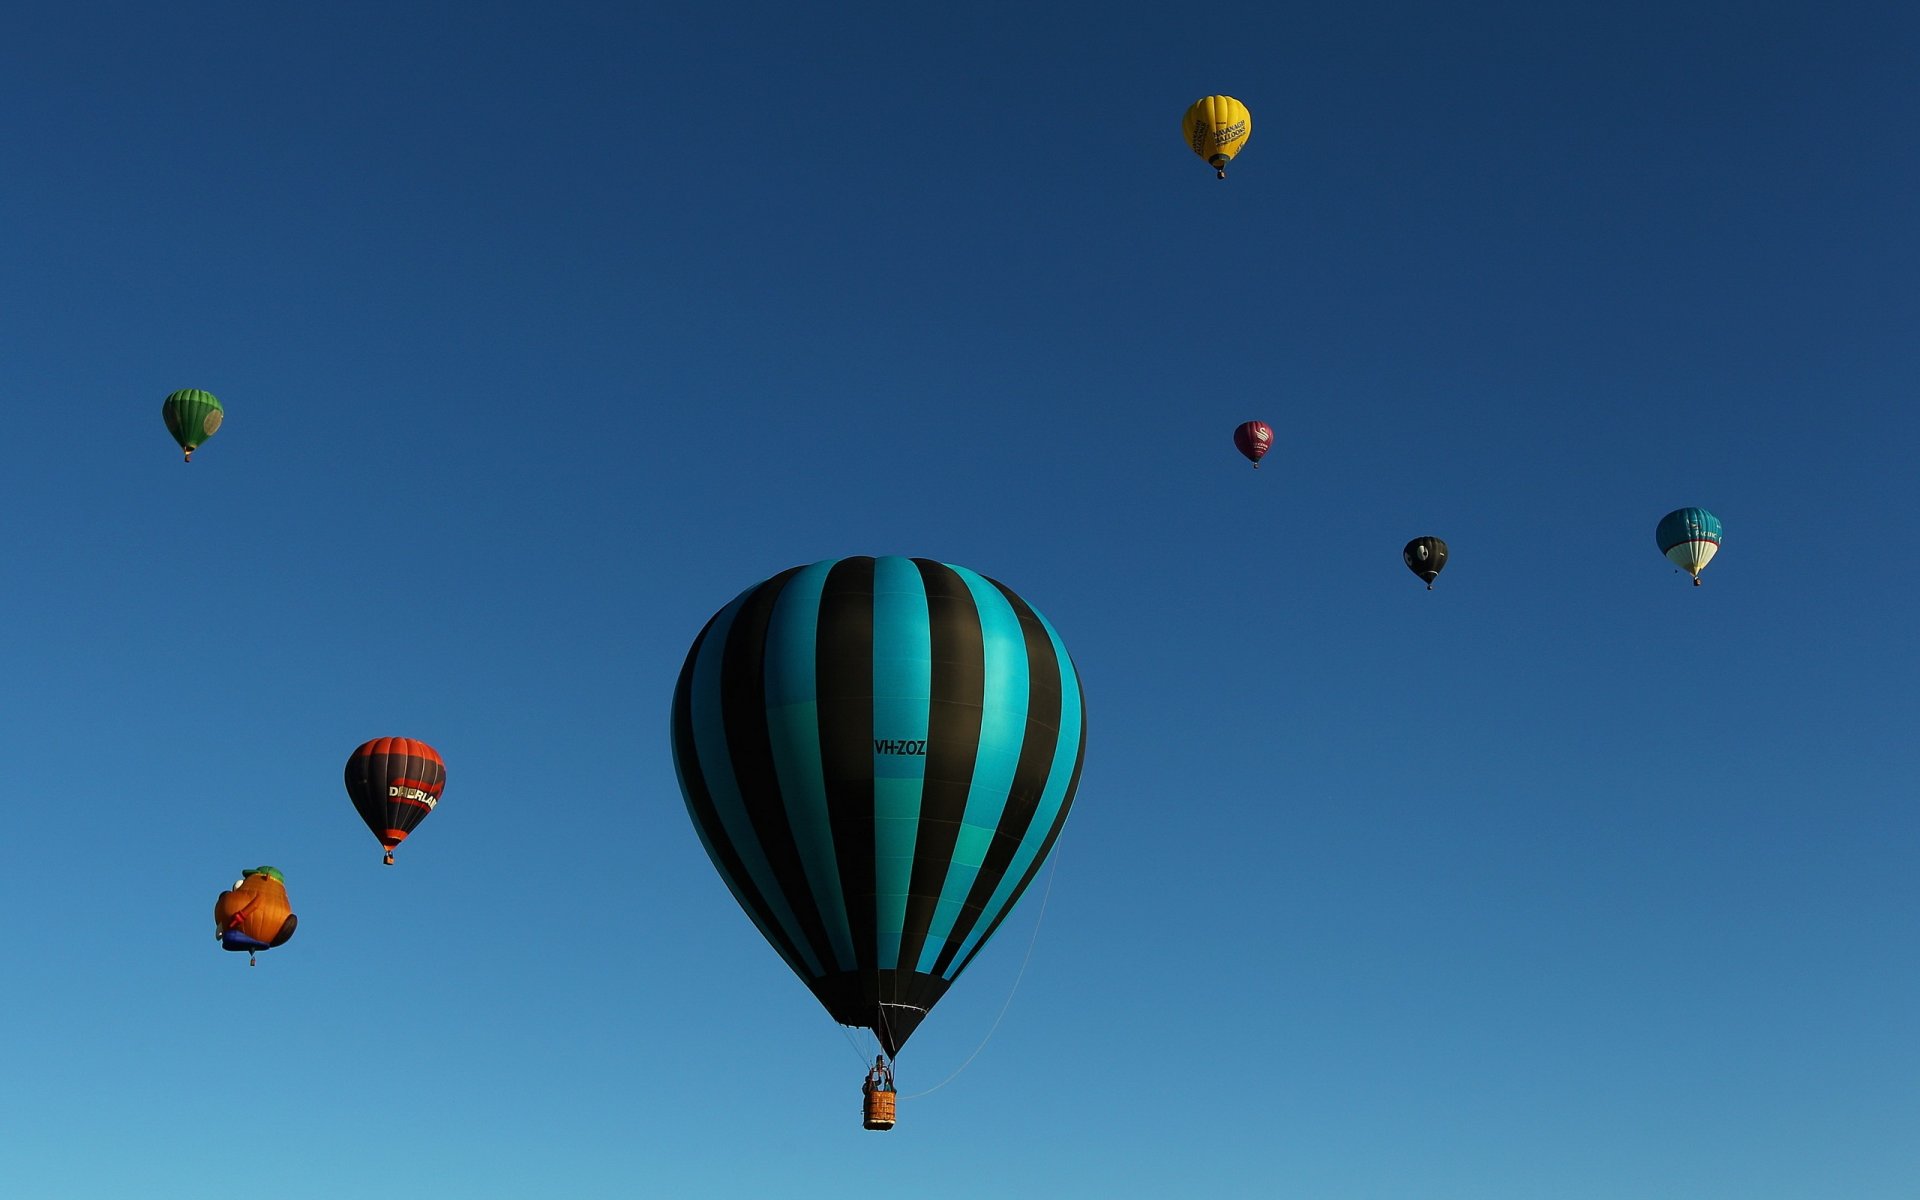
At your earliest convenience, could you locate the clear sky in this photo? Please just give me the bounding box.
[2,3,1915,1197]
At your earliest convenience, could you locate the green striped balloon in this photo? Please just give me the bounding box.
[671,556,1086,1057]
[161,389,223,462]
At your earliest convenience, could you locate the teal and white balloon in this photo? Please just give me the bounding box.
[1656,507,1722,586]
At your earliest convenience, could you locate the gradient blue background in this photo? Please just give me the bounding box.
[2,3,1914,1197]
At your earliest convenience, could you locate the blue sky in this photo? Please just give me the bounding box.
[2,3,1915,1196]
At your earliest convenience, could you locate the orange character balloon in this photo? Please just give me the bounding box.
[214,866,298,966]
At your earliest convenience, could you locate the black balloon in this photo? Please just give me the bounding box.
[1403,537,1449,589]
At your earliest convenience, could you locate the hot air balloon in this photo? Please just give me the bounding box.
[161,389,223,462]
[671,556,1086,1127]
[1656,507,1722,586]
[1182,95,1251,178]
[1233,421,1274,467]
[214,866,297,965]
[344,738,446,865]
[1403,537,1448,589]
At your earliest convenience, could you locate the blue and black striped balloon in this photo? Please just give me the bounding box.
[670,556,1086,1056]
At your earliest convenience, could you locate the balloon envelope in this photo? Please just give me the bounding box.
[1183,95,1252,177]
[1656,507,1722,583]
[344,738,447,863]
[1403,537,1449,588]
[214,866,296,957]
[161,389,223,462]
[1233,421,1273,466]
[671,556,1086,1056]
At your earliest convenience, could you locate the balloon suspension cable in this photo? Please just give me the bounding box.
[900,848,1065,1101]
[874,1000,896,1062]
[840,1022,878,1067]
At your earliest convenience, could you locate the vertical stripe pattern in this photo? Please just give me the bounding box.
[670,557,1086,1056]
[161,388,223,459]
[343,737,447,859]
[1656,507,1724,581]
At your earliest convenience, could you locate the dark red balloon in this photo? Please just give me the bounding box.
[344,737,447,865]
[1233,421,1274,467]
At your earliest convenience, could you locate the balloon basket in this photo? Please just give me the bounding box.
[863,1089,896,1131]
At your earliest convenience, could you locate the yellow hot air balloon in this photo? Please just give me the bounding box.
[1182,95,1252,178]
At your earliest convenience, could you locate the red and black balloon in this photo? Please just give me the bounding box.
[344,737,446,865]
